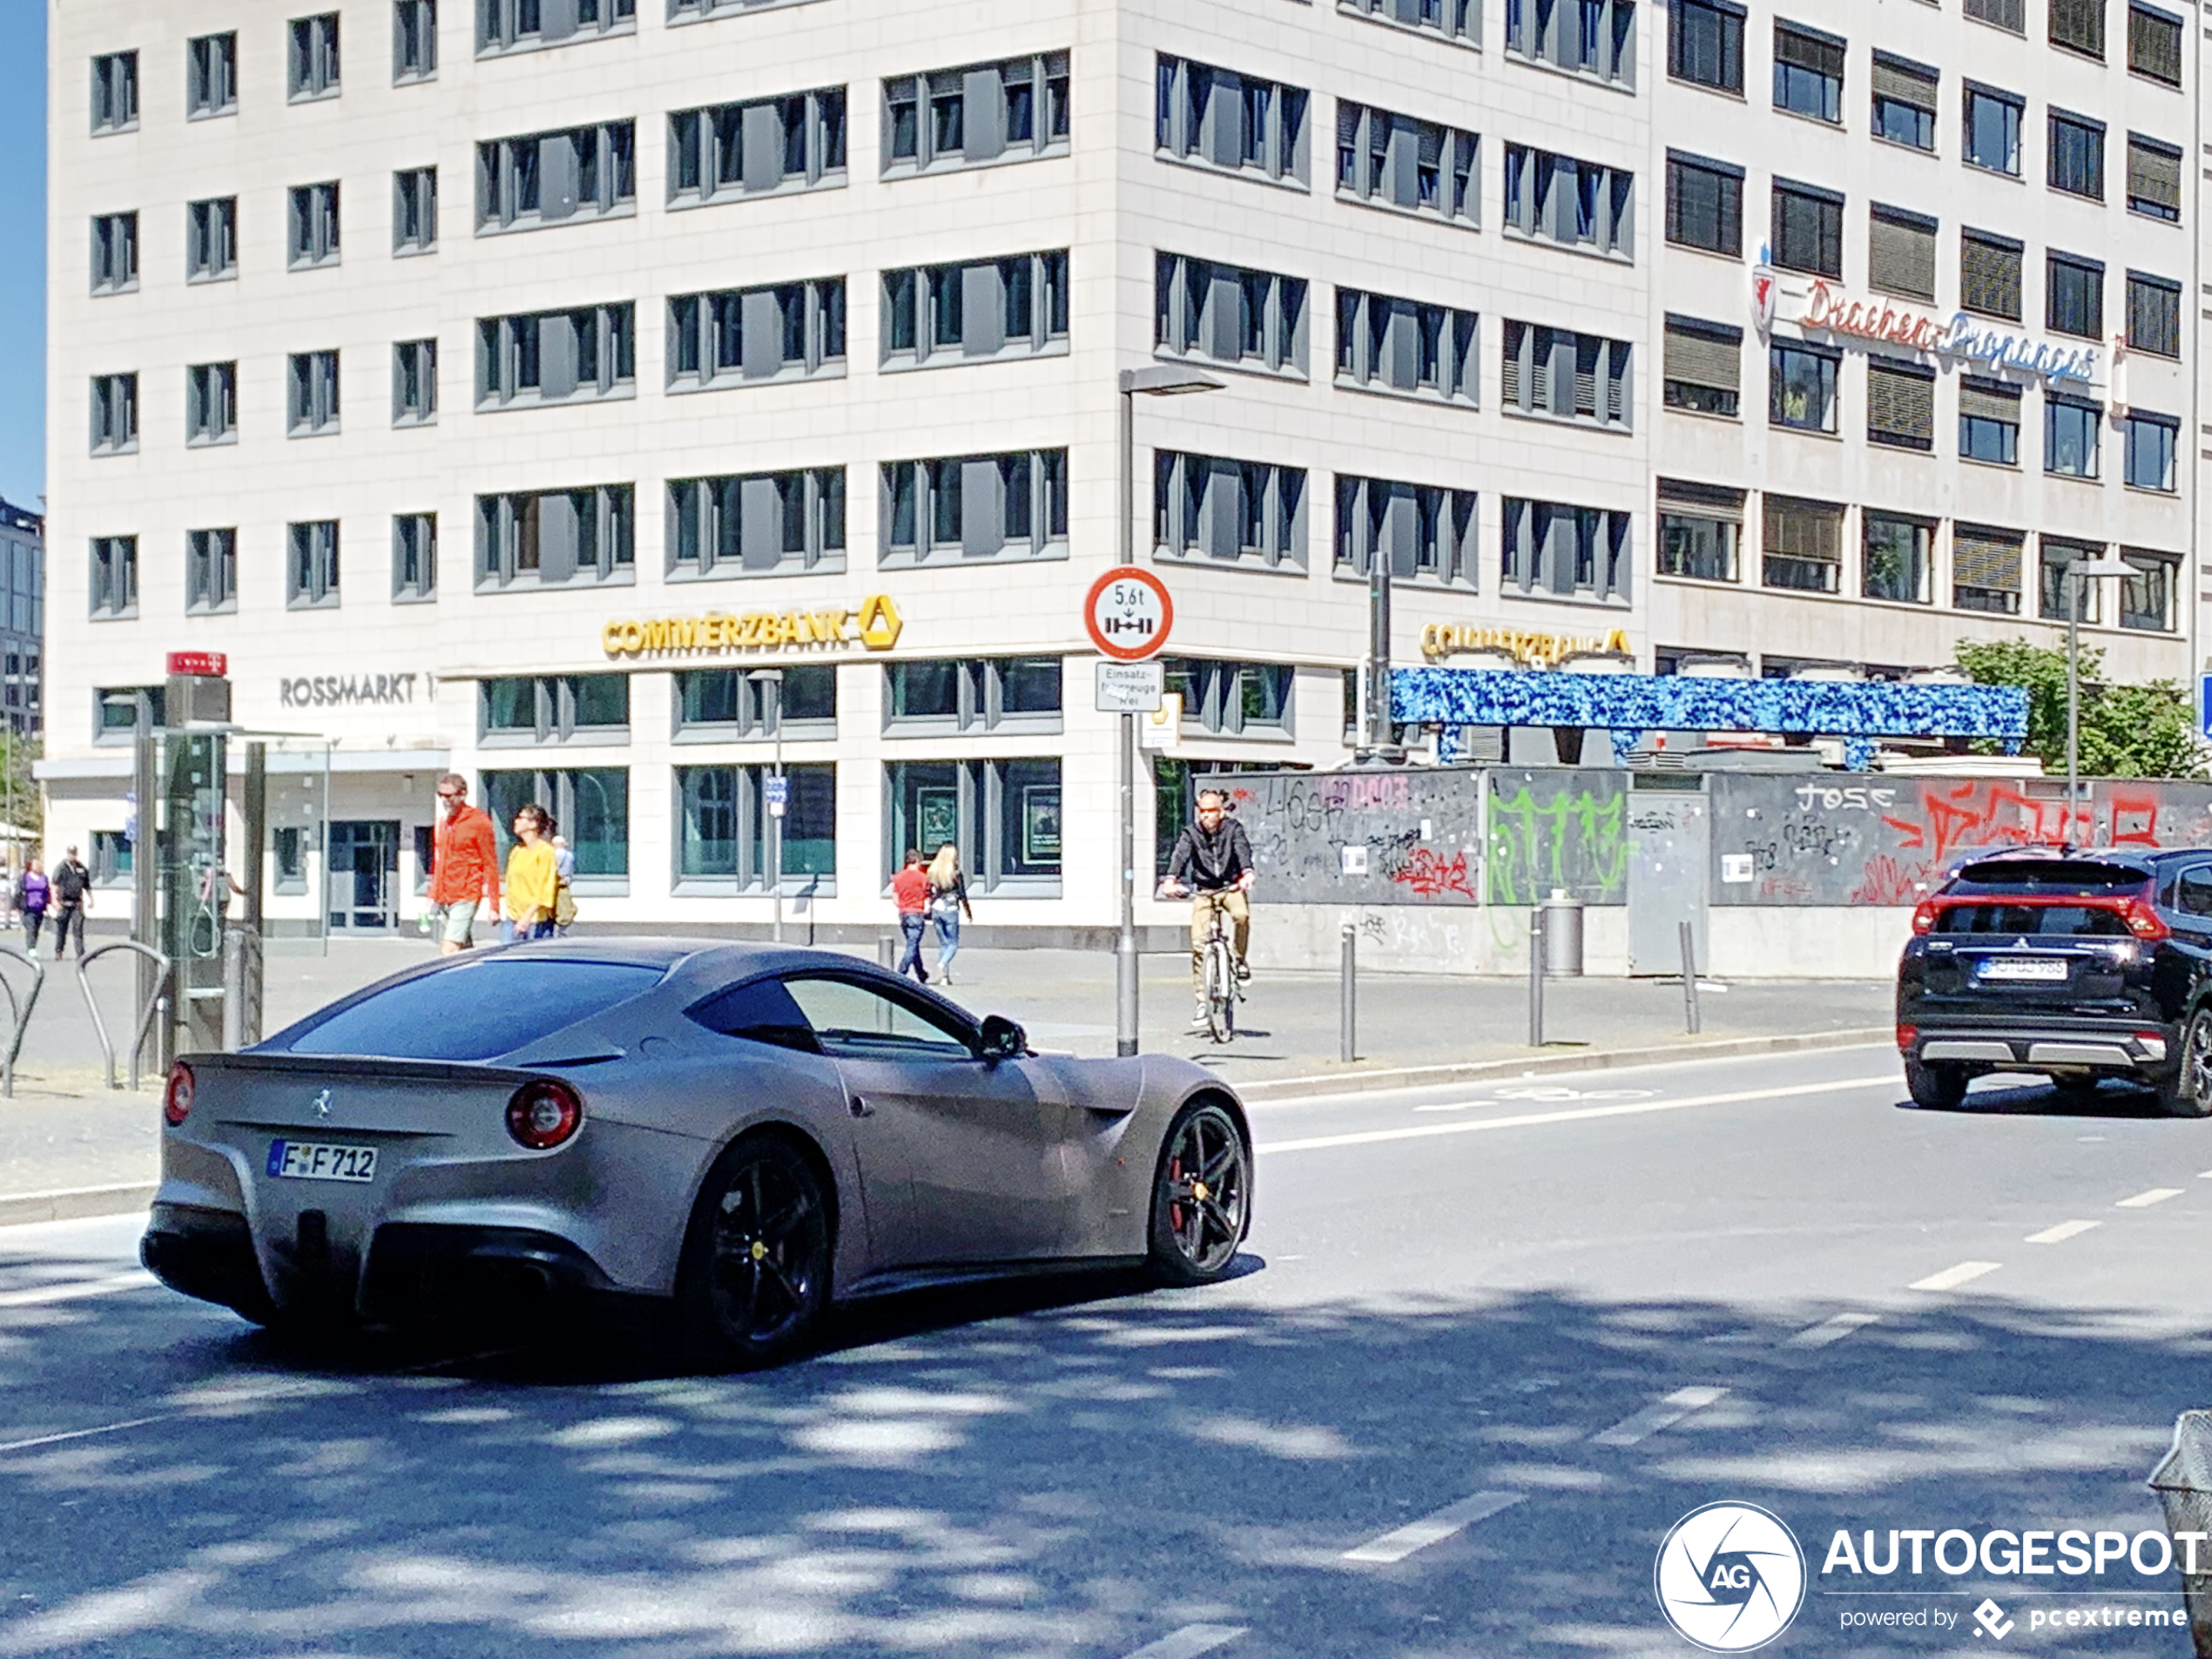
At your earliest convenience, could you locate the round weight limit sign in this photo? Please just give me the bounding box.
[1085,568,1174,662]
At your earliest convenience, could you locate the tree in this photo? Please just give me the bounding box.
[1954,638,2207,780]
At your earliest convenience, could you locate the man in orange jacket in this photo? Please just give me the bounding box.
[427,773,500,954]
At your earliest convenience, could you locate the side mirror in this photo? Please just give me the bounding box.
[977,1014,1028,1062]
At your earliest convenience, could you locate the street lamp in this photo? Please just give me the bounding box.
[1116,366,1223,1058]
[748,667,784,943]
[2062,553,2135,835]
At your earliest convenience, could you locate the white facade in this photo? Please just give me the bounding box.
[38,0,2207,935]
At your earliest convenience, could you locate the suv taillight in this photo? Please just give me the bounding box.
[506,1079,583,1150]
[1912,900,1940,934]
[1897,1023,1919,1053]
[2122,897,2172,941]
[163,1062,194,1127]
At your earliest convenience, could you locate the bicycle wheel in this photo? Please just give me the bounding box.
[1205,938,1237,1042]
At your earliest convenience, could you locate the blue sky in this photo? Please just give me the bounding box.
[0,4,44,513]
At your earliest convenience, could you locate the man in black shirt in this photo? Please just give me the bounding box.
[1161,789,1254,1034]
[49,846,91,961]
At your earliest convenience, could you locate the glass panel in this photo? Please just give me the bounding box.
[566,767,629,876]
[1000,759,1062,878]
[888,761,961,869]
[277,958,666,1060]
[678,766,738,876]
[483,678,537,734]
[680,670,741,727]
[891,660,961,719]
[756,763,836,880]
[571,674,628,729]
[998,657,1061,715]
[780,664,837,722]
[784,974,970,1055]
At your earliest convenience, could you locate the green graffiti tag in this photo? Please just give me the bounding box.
[1487,783,1628,906]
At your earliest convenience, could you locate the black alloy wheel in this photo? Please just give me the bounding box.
[1904,1058,1967,1111]
[679,1135,833,1369]
[2161,1010,2212,1119]
[1148,1101,1251,1286]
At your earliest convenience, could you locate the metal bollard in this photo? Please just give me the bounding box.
[1679,920,1703,1035]
[877,932,897,971]
[1339,921,1357,1063]
[1527,907,1547,1047]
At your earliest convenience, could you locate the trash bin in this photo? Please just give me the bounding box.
[1540,888,1584,978]
[2147,1411,2212,1656]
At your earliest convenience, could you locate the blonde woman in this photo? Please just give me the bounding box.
[927,842,974,984]
[502,804,558,943]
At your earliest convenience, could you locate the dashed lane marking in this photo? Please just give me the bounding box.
[1341,1491,1525,1564]
[1590,1386,1730,1447]
[2117,1189,2184,1209]
[0,1271,156,1308]
[1787,1313,1878,1348]
[2026,1220,2102,1244]
[1909,1261,2002,1292]
[1117,1625,1247,1659]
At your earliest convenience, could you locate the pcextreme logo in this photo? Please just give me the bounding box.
[1655,1502,1808,1653]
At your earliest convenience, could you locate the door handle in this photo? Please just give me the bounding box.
[849,1096,873,1118]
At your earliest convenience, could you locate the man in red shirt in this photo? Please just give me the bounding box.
[890,848,933,984]
[427,773,501,954]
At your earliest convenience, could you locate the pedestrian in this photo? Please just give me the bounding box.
[927,841,973,986]
[550,832,577,935]
[425,773,501,954]
[17,857,47,954]
[502,804,558,944]
[891,848,932,984]
[49,846,91,962]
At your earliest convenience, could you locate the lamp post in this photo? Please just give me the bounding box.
[748,667,784,942]
[1116,366,1223,1058]
[2064,554,2135,838]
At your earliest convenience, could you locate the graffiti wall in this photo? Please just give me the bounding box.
[1486,769,1629,905]
[1222,770,1484,907]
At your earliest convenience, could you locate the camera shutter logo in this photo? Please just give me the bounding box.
[1654,1501,1807,1652]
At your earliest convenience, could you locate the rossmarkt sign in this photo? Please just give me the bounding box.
[603,595,903,658]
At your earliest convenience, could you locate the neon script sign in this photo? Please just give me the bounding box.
[1784,277,2100,386]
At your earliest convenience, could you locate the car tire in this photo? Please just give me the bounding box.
[2160,1010,2212,1119]
[677,1133,834,1371]
[1147,1099,1251,1287]
[1904,1058,1968,1111]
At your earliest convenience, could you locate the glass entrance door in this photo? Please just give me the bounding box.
[327,819,399,931]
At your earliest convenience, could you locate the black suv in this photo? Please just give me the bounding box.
[1897,846,2212,1115]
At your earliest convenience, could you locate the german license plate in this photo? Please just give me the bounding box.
[1979,958,2069,983]
[266,1140,377,1182]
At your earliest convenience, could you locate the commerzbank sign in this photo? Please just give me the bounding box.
[1755,266,2100,386]
[603,594,903,658]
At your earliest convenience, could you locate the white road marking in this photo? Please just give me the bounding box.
[1261,1075,1898,1155]
[0,1270,155,1308]
[0,1415,169,1456]
[1340,1490,1524,1564]
[2117,1188,2184,1209]
[2197,1169,2212,1180]
[2026,1220,2102,1244]
[1590,1386,1730,1447]
[1909,1260,2002,1292]
[1787,1312,1878,1348]
[1118,1625,1247,1659]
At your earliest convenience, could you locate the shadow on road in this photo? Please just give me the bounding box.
[1899,1078,2173,1121]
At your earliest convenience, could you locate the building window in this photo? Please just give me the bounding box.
[1332,476,1478,587]
[1656,479,1742,582]
[476,486,634,590]
[482,768,629,879]
[884,658,1062,735]
[393,339,437,426]
[671,90,847,205]
[883,54,1068,176]
[91,52,138,134]
[1158,660,1294,738]
[2051,0,2106,58]
[1339,0,1478,48]
[674,665,837,741]
[395,0,438,80]
[2121,548,2178,631]
[1954,523,2024,613]
[1963,83,2022,175]
[670,280,846,388]
[1665,151,1742,256]
[1867,359,1935,451]
[1768,341,1838,433]
[1961,228,2023,320]
[885,253,1070,370]
[1501,498,1631,602]
[1154,254,1305,378]
[480,0,634,53]
[91,213,137,295]
[2127,134,2182,221]
[672,0,820,17]
[480,675,630,745]
[1339,103,1480,227]
[1503,145,1631,255]
[186,528,237,614]
[1669,0,1743,91]
[479,122,637,232]
[188,197,238,282]
[188,32,239,116]
[2129,3,2183,84]
[187,362,238,445]
[1863,513,1933,604]
[2047,253,2103,338]
[1966,0,2026,31]
[1959,376,2021,464]
[287,520,341,609]
[1501,321,1631,428]
[2046,396,2101,478]
[1155,56,1311,185]
[1761,496,1842,593]
[288,181,341,268]
[677,764,835,891]
[1334,288,1478,406]
[2126,271,2182,357]
[1771,179,1842,278]
[2040,536,2107,622]
[393,513,436,602]
[2122,412,2179,491]
[1662,314,1741,417]
[1871,52,1936,150]
[667,469,846,578]
[90,538,138,618]
[884,452,1069,566]
[394,167,437,253]
[96,686,159,744]
[1868,205,1936,301]
[885,760,1061,893]
[476,304,635,408]
[287,350,341,436]
[1772,21,1843,123]
[1152,452,1306,570]
[2048,111,2105,199]
[289,14,341,99]
[90,374,137,455]
[1508,0,1635,84]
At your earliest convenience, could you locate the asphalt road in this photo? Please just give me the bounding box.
[3,1044,2211,1656]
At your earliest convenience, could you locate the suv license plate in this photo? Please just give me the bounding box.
[1979,958,2070,983]
[267,1140,377,1183]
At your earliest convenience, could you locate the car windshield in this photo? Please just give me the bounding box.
[1932,903,2132,937]
[1949,860,2144,895]
[273,958,666,1061]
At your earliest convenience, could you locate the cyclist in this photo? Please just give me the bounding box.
[1159,789,1254,1035]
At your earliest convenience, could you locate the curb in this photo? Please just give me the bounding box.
[1234,1028,1895,1102]
[0,1183,157,1229]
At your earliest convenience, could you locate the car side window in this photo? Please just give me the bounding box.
[2179,867,2212,918]
[686,977,822,1054]
[781,974,975,1060]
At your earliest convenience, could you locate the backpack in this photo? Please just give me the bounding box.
[553,874,577,928]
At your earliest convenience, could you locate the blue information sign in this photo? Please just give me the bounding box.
[764,775,788,806]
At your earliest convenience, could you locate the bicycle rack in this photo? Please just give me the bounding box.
[78,941,172,1093]
[0,948,46,1099]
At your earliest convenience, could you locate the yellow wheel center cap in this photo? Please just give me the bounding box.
[1193,1181,1209,1202]
[750,1240,768,1262]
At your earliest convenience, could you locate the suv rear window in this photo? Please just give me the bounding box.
[1949,859,2147,895]
[1930,904,2133,937]
[271,958,666,1061]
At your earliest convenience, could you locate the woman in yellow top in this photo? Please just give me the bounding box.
[502,804,559,942]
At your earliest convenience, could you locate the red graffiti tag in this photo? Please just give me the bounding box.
[1391,847,1477,900]
[1849,853,1925,907]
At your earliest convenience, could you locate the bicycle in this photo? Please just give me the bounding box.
[1197,897,1242,1044]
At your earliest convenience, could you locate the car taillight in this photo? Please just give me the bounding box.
[1896,1024,1918,1054]
[1911,900,1940,934]
[163,1062,194,1127]
[506,1079,583,1150]
[2122,898,2171,941]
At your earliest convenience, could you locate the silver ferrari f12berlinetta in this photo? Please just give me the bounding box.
[142,941,1254,1366]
